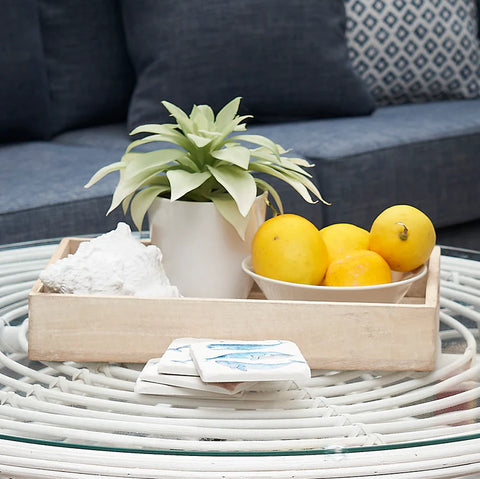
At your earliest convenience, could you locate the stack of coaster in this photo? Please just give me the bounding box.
[135,338,311,397]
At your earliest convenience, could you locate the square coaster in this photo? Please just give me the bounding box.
[190,339,311,383]
[135,358,254,396]
[157,338,208,376]
[135,377,247,398]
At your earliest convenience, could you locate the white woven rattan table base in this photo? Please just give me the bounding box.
[0,241,479,478]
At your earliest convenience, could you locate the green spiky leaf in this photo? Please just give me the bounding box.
[207,165,257,217]
[167,170,211,201]
[186,133,212,148]
[254,178,284,215]
[210,195,251,240]
[84,162,124,188]
[211,146,250,169]
[215,97,241,131]
[161,101,196,135]
[130,185,170,231]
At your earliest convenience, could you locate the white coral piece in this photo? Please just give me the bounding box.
[40,223,180,298]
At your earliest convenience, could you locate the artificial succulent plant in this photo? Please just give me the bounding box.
[85,97,327,239]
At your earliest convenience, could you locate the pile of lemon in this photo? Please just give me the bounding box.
[251,205,436,287]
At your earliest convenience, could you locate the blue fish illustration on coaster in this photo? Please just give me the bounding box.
[157,338,212,376]
[206,341,283,350]
[214,360,306,372]
[190,340,311,383]
[207,351,294,361]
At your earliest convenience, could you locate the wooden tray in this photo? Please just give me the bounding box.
[28,239,441,370]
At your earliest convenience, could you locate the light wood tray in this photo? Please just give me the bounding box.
[28,239,440,370]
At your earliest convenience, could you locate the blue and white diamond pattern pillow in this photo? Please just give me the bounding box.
[345,0,480,104]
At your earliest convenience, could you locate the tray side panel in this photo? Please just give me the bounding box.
[28,294,438,370]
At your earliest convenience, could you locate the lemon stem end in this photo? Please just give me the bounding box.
[396,222,409,241]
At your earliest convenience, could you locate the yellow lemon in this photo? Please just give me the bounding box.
[323,249,392,287]
[318,223,370,265]
[251,214,328,285]
[369,204,436,272]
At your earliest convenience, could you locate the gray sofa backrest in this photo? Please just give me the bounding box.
[0,0,134,143]
[38,0,134,136]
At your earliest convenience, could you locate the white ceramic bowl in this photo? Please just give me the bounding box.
[241,257,427,303]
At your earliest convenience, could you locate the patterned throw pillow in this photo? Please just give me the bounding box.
[345,0,480,104]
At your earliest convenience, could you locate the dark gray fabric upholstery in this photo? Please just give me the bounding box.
[2,101,480,245]
[477,0,480,37]
[436,219,480,250]
[121,0,375,131]
[0,142,137,244]
[38,0,134,136]
[245,99,480,231]
[245,99,480,160]
[0,0,50,142]
[48,99,480,247]
[54,123,130,149]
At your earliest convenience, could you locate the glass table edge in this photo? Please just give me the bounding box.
[1,432,479,456]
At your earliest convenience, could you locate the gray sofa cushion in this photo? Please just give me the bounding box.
[49,100,480,247]
[0,0,50,142]
[245,99,480,231]
[38,0,134,136]
[0,142,136,244]
[121,0,375,131]
[54,123,130,150]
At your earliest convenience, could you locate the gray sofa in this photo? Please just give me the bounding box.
[1,0,480,250]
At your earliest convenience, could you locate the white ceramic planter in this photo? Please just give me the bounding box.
[148,194,266,298]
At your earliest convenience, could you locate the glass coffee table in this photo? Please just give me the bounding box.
[0,238,479,478]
